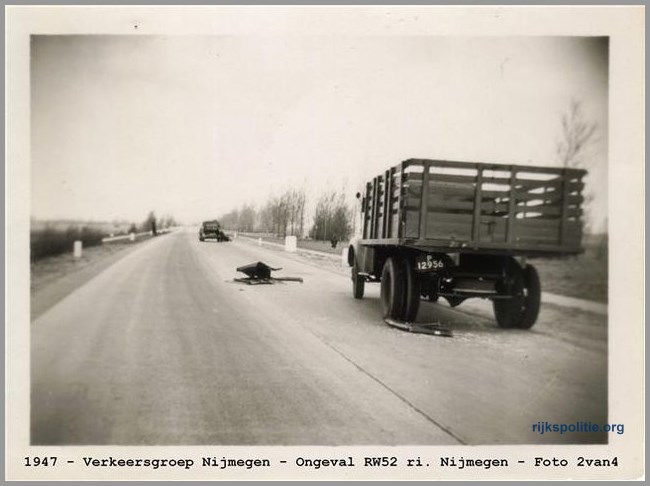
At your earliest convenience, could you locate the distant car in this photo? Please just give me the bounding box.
[199,220,229,242]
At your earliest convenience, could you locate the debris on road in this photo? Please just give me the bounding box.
[234,261,304,285]
[384,318,453,337]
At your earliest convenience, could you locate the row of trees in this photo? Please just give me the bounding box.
[217,100,600,245]
[30,210,178,261]
[310,191,352,241]
[128,211,177,235]
[219,187,353,242]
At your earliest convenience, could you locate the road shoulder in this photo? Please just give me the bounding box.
[31,238,155,320]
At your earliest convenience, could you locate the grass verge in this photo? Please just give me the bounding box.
[31,236,155,319]
[529,253,607,303]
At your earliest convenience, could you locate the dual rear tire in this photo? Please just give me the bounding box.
[380,256,421,322]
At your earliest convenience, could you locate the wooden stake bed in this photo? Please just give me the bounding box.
[360,158,586,256]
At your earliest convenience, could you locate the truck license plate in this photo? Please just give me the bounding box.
[415,254,445,273]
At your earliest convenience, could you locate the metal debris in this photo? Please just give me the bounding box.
[384,318,453,337]
[234,261,304,285]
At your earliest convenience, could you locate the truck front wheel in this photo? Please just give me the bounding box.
[351,256,365,299]
[380,257,405,319]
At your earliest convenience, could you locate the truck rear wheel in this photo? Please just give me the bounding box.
[351,256,365,299]
[519,265,541,329]
[380,257,405,319]
[493,260,541,329]
[401,257,421,322]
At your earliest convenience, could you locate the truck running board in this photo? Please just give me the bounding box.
[384,318,453,337]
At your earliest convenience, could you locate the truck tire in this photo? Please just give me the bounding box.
[401,257,421,322]
[493,260,541,329]
[519,264,541,329]
[380,257,405,319]
[352,256,365,299]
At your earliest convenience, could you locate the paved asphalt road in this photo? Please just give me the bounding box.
[32,230,607,445]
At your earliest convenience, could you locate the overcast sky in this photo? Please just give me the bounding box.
[31,35,608,231]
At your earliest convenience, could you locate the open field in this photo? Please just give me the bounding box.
[261,236,350,255]
[31,237,152,293]
[30,235,157,319]
[529,253,607,303]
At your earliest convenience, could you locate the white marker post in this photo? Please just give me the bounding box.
[258,238,262,246]
[285,235,297,253]
[129,232,135,242]
[73,240,82,258]
[341,247,349,267]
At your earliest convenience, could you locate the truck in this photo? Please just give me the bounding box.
[198,220,229,242]
[348,158,586,329]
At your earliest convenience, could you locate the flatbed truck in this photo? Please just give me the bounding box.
[348,158,586,329]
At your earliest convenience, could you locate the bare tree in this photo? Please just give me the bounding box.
[296,188,306,237]
[219,208,240,230]
[286,188,307,237]
[256,200,274,233]
[556,99,598,169]
[310,189,352,242]
[142,210,157,235]
[219,185,307,237]
[555,99,606,258]
[238,204,256,232]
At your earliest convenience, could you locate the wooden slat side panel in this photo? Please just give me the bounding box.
[471,168,484,242]
[363,159,585,251]
[390,214,400,239]
[384,169,393,239]
[396,161,406,238]
[406,183,582,204]
[418,161,431,240]
[410,158,586,176]
[420,214,581,243]
[403,197,582,218]
[404,210,420,238]
[479,218,507,242]
[363,181,372,239]
[378,176,385,238]
[370,177,378,239]
[389,168,400,238]
[424,220,473,240]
